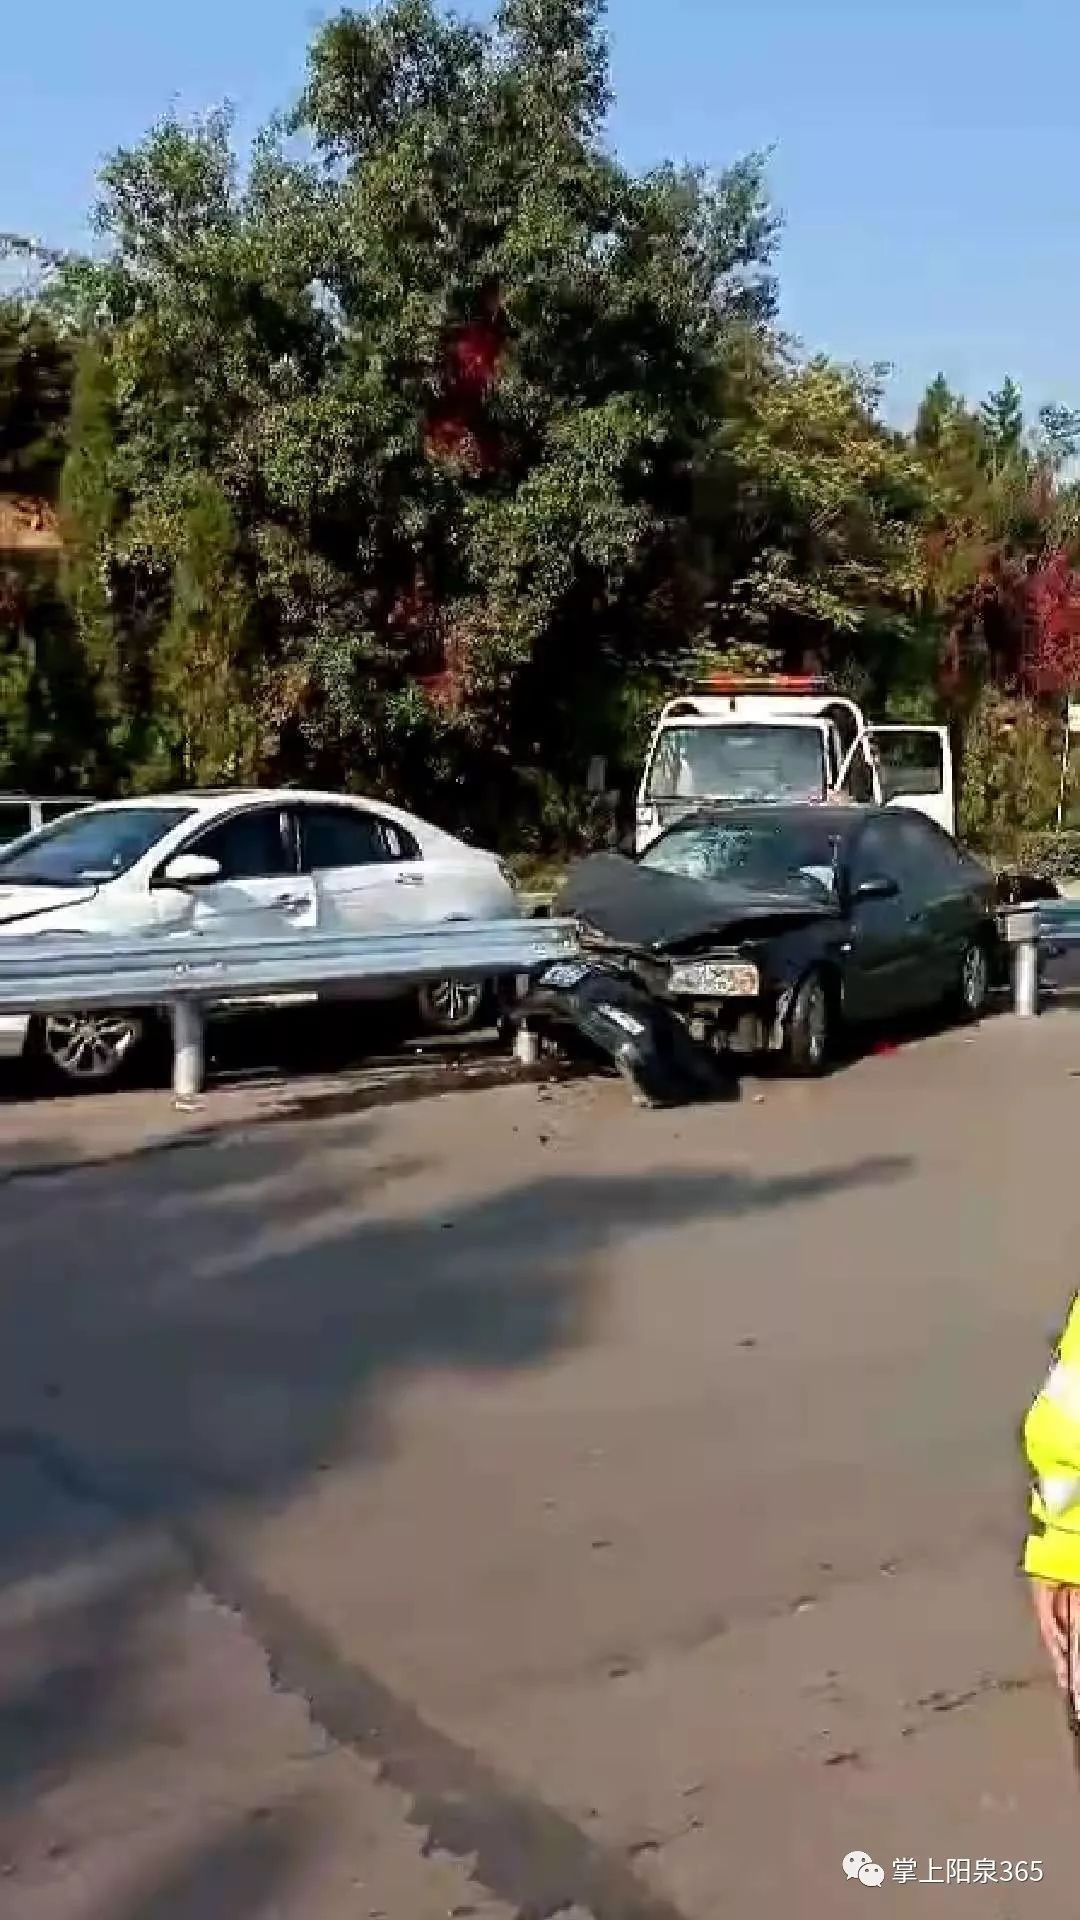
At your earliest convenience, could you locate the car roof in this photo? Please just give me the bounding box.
[656,713,829,727]
[665,802,876,836]
[63,789,386,815]
[47,788,452,843]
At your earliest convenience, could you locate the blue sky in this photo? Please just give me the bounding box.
[4,0,1079,423]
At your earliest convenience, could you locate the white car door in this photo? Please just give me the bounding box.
[864,725,954,835]
[296,803,431,932]
[836,726,954,834]
[160,805,316,937]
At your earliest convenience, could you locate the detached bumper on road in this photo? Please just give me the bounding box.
[525,964,737,1106]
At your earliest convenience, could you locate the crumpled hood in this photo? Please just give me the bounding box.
[0,884,99,930]
[562,853,839,951]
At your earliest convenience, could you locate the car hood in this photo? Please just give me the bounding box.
[0,884,100,930]
[562,854,839,952]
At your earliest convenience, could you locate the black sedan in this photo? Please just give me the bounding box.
[529,805,997,1091]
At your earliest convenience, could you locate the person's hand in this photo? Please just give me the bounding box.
[1031,1578,1072,1691]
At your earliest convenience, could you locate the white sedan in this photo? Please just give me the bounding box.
[0,789,517,1085]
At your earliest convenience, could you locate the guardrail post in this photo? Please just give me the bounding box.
[170,1000,205,1101]
[514,1019,540,1066]
[1004,907,1041,1017]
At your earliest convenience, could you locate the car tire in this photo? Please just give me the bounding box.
[955,937,991,1021]
[415,979,491,1035]
[784,969,834,1077]
[34,1010,148,1091]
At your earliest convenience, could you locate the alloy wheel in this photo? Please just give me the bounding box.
[42,1011,143,1084]
[961,942,990,1015]
[803,978,829,1066]
[418,979,485,1032]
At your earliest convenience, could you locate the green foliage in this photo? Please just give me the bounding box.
[37,0,780,826]
[0,302,74,492]
[1005,829,1080,881]
[153,476,263,785]
[958,689,1060,846]
[698,352,932,693]
[980,377,1025,466]
[0,297,99,792]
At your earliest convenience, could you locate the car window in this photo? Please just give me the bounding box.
[849,817,903,891]
[300,806,419,870]
[645,726,827,802]
[188,808,292,880]
[0,806,195,884]
[851,813,956,907]
[379,818,419,861]
[0,802,32,847]
[40,801,87,826]
[874,731,945,800]
[892,812,967,900]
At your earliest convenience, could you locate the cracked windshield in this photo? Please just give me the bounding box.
[643,815,838,895]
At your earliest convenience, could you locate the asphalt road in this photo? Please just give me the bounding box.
[4,1008,1080,1917]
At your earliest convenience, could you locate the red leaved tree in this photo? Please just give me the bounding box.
[1019,549,1080,824]
[1020,549,1080,696]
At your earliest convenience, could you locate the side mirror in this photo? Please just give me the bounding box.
[851,872,899,904]
[157,852,222,888]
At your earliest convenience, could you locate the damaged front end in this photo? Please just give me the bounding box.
[522,854,839,1105]
[523,955,739,1107]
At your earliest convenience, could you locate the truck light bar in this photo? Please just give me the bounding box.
[694,673,830,696]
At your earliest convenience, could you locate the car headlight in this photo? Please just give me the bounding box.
[667,960,760,998]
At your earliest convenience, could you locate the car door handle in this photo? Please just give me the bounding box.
[395,873,424,887]
[273,893,309,911]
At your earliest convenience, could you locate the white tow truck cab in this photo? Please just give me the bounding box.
[635,675,954,852]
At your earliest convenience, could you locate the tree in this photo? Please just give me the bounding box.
[0,301,73,495]
[0,297,95,790]
[914,373,959,454]
[47,0,778,829]
[1020,550,1080,696]
[1018,550,1080,825]
[692,349,936,707]
[17,2,1077,849]
[980,376,1025,469]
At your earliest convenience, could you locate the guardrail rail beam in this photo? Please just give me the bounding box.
[0,918,581,1100]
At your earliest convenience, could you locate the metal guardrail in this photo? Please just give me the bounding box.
[2,900,1072,1101]
[0,918,581,1099]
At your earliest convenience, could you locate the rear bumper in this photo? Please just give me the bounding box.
[0,1015,30,1060]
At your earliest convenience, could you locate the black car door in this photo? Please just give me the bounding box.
[885,813,953,1008]
[843,815,927,1021]
[890,812,989,999]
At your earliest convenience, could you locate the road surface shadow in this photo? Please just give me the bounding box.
[0,1116,913,1914]
[97,1803,316,1920]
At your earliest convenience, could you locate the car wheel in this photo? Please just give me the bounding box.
[38,1011,146,1088]
[956,938,991,1020]
[416,979,489,1034]
[785,969,833,1076]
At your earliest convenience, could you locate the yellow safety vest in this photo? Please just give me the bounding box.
[1025,1292,1080,1583]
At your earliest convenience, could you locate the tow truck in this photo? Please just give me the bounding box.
[635,675,954,853]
